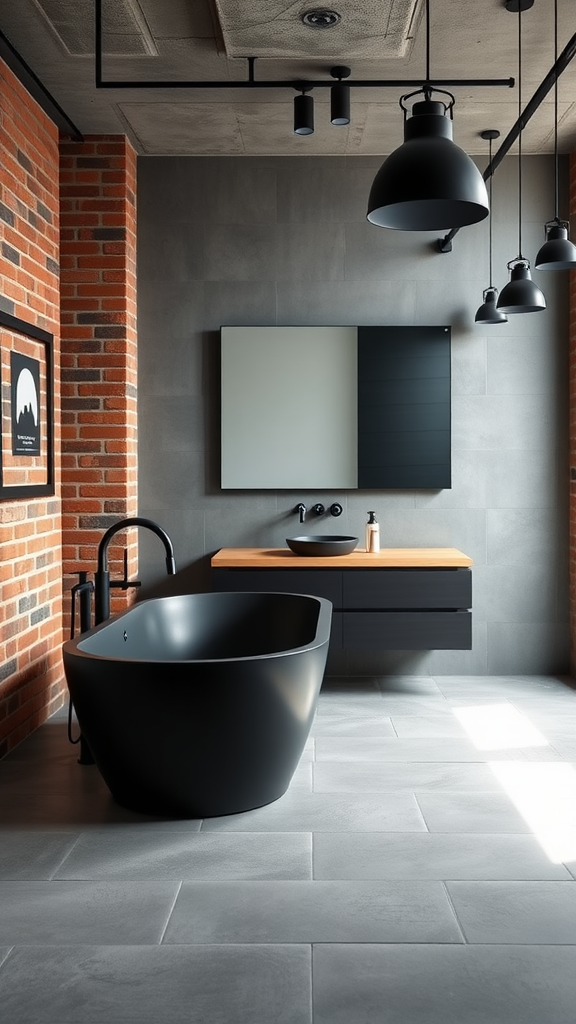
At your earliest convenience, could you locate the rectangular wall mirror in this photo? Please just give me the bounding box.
[221,325,451,490]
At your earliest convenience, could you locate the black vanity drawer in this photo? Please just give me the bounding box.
[342,569,471,610]
[342,611,472,650]
[212,568,343,606]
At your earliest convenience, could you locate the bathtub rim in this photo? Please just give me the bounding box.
[63,590,333,665]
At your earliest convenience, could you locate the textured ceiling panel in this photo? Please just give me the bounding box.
[212,0,421,60]
[31,0,157,56]
[119,103,245,155]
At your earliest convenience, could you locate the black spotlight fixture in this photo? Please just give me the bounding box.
[366,0,489,231]
[498,0,546,314]
[535,0,576,270]
[330,65,351,125]
[294,86,314,136]
[475,130,508,325]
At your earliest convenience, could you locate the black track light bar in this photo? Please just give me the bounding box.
[95,0,513,93]
[437,24,576,252]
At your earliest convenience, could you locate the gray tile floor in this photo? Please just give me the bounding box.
[1,673,576,1022]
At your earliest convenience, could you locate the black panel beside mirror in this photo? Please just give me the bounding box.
[221,325,451,490]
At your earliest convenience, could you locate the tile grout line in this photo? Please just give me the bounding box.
[157,881,183,945]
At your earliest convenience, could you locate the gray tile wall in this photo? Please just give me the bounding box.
[136,154,569,675]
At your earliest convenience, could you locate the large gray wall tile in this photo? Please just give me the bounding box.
[137,154,570,675]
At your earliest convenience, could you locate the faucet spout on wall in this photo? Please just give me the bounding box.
[294,502,306,523]
[94,516,176,625]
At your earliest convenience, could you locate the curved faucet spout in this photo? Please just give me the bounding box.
[94,516,176,624]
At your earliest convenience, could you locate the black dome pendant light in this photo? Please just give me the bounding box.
[497,0,546,314]
[475,130,508,325]
[535,0,576,270]
[366,0,489,231]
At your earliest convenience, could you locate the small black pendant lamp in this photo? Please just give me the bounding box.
[497,0,546,314]
[366,0,489,231]
[330,66,351,126]
[535,0,576,270]
[475,131,508,325]
[294,86,314,135]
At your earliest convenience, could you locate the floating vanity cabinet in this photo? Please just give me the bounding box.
[211,548,473,651]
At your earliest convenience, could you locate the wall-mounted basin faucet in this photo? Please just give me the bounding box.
[94,516,176,625]
[294,502,306,523]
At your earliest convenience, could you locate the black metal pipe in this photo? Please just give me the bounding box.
[437,26,576,252]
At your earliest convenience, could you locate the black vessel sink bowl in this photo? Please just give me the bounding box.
[286,535,359,557]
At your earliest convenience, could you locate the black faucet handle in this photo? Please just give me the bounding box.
[109,548,141,590]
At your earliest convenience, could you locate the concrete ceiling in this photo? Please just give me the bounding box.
[1,0,575,158]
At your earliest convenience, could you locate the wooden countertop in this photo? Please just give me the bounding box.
[211,547,474,569]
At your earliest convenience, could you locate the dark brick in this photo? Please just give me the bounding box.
[28,210,38,229]
[79,515,125,530]
[77,313,123,325]
[61,369,101,382]
[0,658,17,683]
[62,397,101,410]
[36,200,53,224]
[2,242,20,265]
[0,295,15,316]
[0,202,15,227]
[94,326,125,338]
[46,257,60,276]
[19,594,37,614]
[31,605,50,626]
[92,228,125,241]
[17,148,34,173]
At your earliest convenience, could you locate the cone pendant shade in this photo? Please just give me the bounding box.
[475,287,508,324]
[535,222,576,270]
[367,99,489,231]
[497,260,546,314]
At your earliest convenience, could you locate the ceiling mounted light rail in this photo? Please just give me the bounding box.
[94,0,513,134]
[366,0,489,231]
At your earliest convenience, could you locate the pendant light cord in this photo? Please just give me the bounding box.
[553,0,559,220]
[488,136,494,287]
[517,2,523,259]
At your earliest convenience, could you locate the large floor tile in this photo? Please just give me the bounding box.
[446,880,576,943]
[163,880,464,944]
[0,881,179,944]
[0,944,312,1023]
[201,790,426,833]
[313,832,572,880]
[312,943,576,1024]
[313,761,503,793]
[55,831,312,881]
[415,790,532,832]
[388,714,469,738]
[0,831,80,879]
[309,715,396,737]
[315,737,492,762]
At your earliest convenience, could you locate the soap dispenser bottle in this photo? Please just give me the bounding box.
[365,511,380,553]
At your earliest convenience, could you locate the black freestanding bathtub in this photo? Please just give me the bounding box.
[62,591,332,817]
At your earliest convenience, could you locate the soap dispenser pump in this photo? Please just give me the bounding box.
[365,511,380,553]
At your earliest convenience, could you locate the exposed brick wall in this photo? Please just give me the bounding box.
[570,153,576,676]
[59,136,138,622]
[0,58,64,757]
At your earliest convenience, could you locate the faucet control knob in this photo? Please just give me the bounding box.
[312,503,325,516]
[330,502,343,517]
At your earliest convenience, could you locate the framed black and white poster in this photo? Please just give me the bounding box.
[11,351,41,455]
[0,310,54,499]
